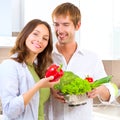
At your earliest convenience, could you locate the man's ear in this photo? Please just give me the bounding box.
[75,21,81,30]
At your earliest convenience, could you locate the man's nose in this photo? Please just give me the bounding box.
[56,25,64,32]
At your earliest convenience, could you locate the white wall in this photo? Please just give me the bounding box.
[0,0,22,36]
[79,0,113,59]
[12,0,22,32]
[23,0,80,28]
[0,0,12,36]
[113,0,120,59]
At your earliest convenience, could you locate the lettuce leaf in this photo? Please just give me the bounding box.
[54,71,112,95]
[54,71,92,95]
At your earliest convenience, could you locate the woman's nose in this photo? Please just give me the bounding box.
[36,36,42,42]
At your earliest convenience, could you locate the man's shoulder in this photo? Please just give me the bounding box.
[79,49,98,56]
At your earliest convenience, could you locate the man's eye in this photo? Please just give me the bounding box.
[53,23,59,27]
[63,24,69,26]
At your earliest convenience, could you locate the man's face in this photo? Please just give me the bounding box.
[53,15,78,44]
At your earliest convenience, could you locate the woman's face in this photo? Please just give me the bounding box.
[26,24,49,56]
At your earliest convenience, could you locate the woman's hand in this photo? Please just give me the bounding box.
[38,76,60,88]
[23,76,60,106]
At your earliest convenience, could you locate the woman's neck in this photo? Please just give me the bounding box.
[26,53,37,65]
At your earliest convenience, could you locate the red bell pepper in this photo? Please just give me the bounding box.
[45,64,64,82]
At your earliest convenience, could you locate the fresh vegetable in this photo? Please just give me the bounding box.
[90,75,112,89]
[54,71,112,95]
[45,64,64,82]
[54,71,92,95]
[85,75,93,83]
[110,82,119,97]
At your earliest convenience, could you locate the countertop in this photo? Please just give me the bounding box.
[0,105,120,120]
[93,105,120,120]
[93,94,120,120]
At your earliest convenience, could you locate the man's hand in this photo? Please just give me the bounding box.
[51,88,65,103]
[87,85,110,101]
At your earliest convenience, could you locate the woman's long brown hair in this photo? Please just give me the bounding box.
[10,19,53,78]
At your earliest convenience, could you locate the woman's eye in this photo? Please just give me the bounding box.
[33,33,38,36]
[43,38,49,41]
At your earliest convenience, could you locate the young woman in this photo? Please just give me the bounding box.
[0,19,59,120]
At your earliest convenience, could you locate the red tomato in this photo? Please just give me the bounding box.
[85,76,93,83]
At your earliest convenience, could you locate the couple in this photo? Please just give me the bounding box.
[0,2,117,120]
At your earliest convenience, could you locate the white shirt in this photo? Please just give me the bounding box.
[48,43,116,120]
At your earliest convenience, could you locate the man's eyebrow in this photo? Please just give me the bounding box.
[53,22,70,25]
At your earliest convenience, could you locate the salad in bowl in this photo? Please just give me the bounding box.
[54,71,112,106]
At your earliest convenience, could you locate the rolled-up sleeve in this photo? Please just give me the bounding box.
[99,83,118,104]
[3,95,24,119]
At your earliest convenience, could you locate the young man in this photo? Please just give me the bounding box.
[49,2,117,120]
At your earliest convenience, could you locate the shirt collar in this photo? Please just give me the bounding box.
[53,42,84,55]
[76,43,84,55]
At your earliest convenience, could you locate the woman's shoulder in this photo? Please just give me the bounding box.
[1,58,17,65]
[0,58,25,69]
[0,59,27,79]
[0,59,17,73]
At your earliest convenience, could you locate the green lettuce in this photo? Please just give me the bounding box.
[54,71,112,95]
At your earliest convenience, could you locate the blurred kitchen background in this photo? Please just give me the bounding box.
[0,0,120,60]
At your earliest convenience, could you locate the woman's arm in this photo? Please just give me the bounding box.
[23,76,57,106]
